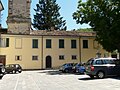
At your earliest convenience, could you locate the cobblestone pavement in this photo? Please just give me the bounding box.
[0,70,120,90]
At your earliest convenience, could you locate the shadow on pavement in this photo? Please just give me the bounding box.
[38,69,84,75]
[111,76,120,80]
[78,77,99,81]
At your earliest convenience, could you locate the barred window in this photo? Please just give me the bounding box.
[72,55,77,60]
[32,56,38,60]
[15,55,22,61]
[59,55,65,60]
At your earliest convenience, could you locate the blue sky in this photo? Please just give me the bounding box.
[1,0,90,30]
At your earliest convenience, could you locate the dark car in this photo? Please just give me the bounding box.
[73,63,86,74]
[85,58,120,79]
[5,64,22,74]
[59,63,77,73]
[0,63,5,79]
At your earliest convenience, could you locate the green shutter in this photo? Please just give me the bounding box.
[46,39,51,48]
[32,39,38,48]
[6,38,9,47]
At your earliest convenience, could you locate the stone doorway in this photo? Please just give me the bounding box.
[0,55,6,65]
[46,56,52,68]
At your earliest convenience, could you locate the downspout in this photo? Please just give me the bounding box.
[41,35,43,69]
[79,36,82,63]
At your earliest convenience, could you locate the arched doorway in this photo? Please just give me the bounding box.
[46,56,52,68]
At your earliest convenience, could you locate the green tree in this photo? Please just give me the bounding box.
[33,0,67,30]
[73,0,120,53]
[77,28,93,32]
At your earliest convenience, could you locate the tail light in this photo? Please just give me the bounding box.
[91,66,94,71]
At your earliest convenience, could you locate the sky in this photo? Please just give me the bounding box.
[1,0,90,30]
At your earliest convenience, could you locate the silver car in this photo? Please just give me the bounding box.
[85,58,120,79]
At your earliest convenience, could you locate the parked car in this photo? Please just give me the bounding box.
[73,63,86,74]
[85,57,120,79]
[0,63,5,79]
[5,64,22,74]
[59,63,77,73]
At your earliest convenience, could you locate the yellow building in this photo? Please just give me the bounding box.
[0,0,109,69]
[0,30,109,69]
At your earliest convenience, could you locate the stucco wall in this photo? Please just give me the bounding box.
[0,34,108,69]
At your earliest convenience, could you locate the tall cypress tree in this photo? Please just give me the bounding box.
[33,0,67,30]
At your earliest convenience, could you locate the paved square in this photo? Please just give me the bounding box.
[0,70,120,90]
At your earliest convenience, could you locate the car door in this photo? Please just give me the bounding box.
[85,59,94,72]
[5,65,11,72]
[104,60,116,76]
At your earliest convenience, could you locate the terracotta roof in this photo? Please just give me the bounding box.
[30,30,96,37]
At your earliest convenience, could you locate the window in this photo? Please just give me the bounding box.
[71,40,77,48]
[72,55,77,60]
[46,39,51,48]
[0,38,5,47]
[83,40,88,48]
[95,60,103,65]
[103,60,115,64]
[0,38,9,47]
[32,56,38,60]
[6,38,9,47]
[32,39,38,48]
[59,55,64,60]
[59,39,64,48]
[15,55,22,61]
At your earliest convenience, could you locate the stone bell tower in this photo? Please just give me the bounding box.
[7,0,31,34]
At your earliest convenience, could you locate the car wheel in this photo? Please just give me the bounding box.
[12,70,16,74]
[97,71,105,79]
[64,69,69,73]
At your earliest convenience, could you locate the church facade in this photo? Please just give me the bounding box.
[0,0,109,69]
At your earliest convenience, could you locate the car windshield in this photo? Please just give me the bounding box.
[62,64,66,66]
[86,58,94,65]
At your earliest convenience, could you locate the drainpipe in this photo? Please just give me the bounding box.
[79,37,82,63]
[41,35,43,69]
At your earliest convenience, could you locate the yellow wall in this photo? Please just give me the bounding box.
[42,36,80,68]
[0,35,42,69]
[80,37,107,62]
[0,34,108,69]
